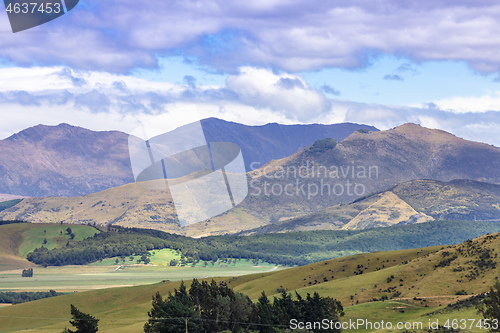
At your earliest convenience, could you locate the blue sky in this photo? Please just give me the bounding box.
[0,0,499,146]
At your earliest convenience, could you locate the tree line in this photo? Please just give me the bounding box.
[27,220,500,267]
[0,290,66,304]
[145,278,344,333]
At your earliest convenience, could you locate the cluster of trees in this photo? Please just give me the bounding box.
[308,138,338,153]
[0,290,65,304]
[478,281,500,332]
[21,267,33,277]
[144,279,344,333]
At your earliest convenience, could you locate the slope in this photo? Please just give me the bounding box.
[0,222,99,271]
[241,123,500,222]
[3,232,500,332]
[241,179,500,234]
[0,123,133,197]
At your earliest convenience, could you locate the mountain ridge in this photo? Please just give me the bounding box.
[0,119,377,197]
[238,178,500,235]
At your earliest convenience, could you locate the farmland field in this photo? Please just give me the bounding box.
[0,259,284,292]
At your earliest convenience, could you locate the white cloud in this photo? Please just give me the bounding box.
[225,67,330,121]
[0,66,329,137]
[433,91,500,113]
[343,101,500,147]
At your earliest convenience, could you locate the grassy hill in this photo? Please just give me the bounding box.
[241,179,500,234]
[0,223,99,271]
[2,232,500,332]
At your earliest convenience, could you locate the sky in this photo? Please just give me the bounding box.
[0,0,500,146]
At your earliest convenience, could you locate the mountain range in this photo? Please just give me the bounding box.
[1,122,499,236]
[0,119,376,197]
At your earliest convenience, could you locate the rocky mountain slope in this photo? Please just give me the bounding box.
[239,179,500,235]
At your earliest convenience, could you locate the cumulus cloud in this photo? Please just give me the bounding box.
[2,1,500,73]
[432,91,500,113]
[225,67,330,121]
[0,66,331,135]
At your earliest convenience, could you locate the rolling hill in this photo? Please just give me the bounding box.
[239,179,500,234]
[0,222,99,271]
[2,232,500,332]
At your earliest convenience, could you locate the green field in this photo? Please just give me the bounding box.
[17,224,100,256]
[0,260,283,292]
[1,232,499,332]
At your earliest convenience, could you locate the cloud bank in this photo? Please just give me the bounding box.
[3,1,500,73]
[0,66,498,148]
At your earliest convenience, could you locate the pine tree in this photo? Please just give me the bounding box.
[61,304,99,333]
[256,292,277,333]
[479,281,500,332]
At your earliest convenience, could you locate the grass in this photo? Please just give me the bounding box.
[342,301,485,333]
[0,279,487,333]
[17,224,99,256]
[0,200,22,212]
[0,259,283,292]
[2,232,500,332]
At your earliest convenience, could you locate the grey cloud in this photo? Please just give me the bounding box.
[113,81,127,91]
[74,90,110,113]
[8,91,41,106]
[147,92,170,111]
[183,75,197,89]
[276,78,304,90]
[57,68,87,87]
[117,95,148,114]
[396,63,418,75]
[321,85,341,96]
[44,90,74,105]
[383,74,404,81]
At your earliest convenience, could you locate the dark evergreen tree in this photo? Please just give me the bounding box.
[256,292,278,333]
[479,281,500,332]
[61,304,99,333]
[144,290,201,333]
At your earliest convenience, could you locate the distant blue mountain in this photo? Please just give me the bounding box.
[0,119,376,197]
[200,118,378,171]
